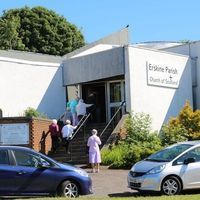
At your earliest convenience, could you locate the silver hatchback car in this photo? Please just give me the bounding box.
[127,141,200,195]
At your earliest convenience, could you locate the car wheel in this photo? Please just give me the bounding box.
[58,180,79,198]
[161,176,181,195]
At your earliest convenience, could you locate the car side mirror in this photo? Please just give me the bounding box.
[184,157,196,165]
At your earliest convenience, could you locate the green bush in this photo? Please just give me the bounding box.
[123,141,162,168]
[24,107,47,118]
[160,119,188,146]
[102,102,200,169]
[160,101,200,145]
[124,113,152,144]
[101,112,162,169]
[101,145,129,169]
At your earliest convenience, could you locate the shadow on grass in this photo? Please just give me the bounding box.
[0,197,43,200]
[108,189,200,198]
[182,189,200,195]
[2,190,200,199]
[108,191,160,198]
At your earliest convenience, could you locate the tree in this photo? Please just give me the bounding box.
[160,101,200,145]
[178,101,200,139]
[160,118,188,146]
[0,6,85,55]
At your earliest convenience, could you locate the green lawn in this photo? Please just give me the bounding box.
[17,194,200,200]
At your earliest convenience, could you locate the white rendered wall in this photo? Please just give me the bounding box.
[163,44,190,56]
[125,46,193,131]
[190,42,200,110]
[164,41,200,110]
[0,58,66,118]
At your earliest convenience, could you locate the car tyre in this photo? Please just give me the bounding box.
[58,180,79,198]
[161,176,182,195]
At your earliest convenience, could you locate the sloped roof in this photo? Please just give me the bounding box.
[0,49,62,63]
[63,27,129,59]
[133,41,184,50]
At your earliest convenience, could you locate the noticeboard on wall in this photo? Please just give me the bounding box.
[0,123,29,145]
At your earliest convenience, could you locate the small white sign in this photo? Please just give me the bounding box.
[146,61,181,88]
[0,123,29,145]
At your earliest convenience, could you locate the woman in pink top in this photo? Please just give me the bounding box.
[87,129,102,173]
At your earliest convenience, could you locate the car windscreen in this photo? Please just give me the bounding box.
[145,144,193,162]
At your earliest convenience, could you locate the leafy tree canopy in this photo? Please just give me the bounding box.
[0,6,85,55]
[160,101,200,146]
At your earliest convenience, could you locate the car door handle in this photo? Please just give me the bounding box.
[17,171,26,175]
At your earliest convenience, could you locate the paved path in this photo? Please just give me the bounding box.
[83,166,135,197]
[80,165,200,197]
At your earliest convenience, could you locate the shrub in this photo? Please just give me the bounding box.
[123,143,160,168]
[101,145,129,168]
[101,112,162,168]
[24,107,47,118]
[178,101,200,140]
[160,101,200,145]
[124,113,153,144]
[160,118,188,146]
[102,102,200,168]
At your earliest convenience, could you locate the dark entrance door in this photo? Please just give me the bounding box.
[82,82,106,123]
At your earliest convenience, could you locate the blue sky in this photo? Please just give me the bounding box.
[0,0,200,44]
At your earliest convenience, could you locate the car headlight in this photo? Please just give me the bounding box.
[147,164,166,174]
[74,168,89,177]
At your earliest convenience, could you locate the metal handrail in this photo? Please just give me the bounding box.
[39,131,49,144]
[39,131,50,154]
[100,101,126,137]
[70,113,91,140]
[76,113,88,127]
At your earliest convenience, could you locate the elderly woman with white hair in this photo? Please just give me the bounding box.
[47,119,60,153]
[61,120,77,154]
[87,129,102,173]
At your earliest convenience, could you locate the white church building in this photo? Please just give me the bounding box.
[0,27,199,131]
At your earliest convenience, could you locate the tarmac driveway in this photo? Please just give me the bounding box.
[84,166,135,197]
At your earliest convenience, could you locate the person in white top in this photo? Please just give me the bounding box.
[61,120,77,154]
[87,129,102,173]
[76,99,93,122]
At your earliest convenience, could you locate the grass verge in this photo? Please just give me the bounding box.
[16,193,200,200]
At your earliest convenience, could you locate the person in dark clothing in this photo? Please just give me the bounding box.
[87,93,97,122]
[48,119,60,153]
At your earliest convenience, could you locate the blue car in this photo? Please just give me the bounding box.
[0,146,92,198]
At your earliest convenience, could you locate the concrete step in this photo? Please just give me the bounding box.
[52,154,89,164]
[49,122,115,164]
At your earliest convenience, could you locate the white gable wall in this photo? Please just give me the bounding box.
[0,58,65,118]
[161,44,190,56]
[125,46,193,131]
[164,42,200,110]
[71,44,119,58]
[190,42,200,110]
